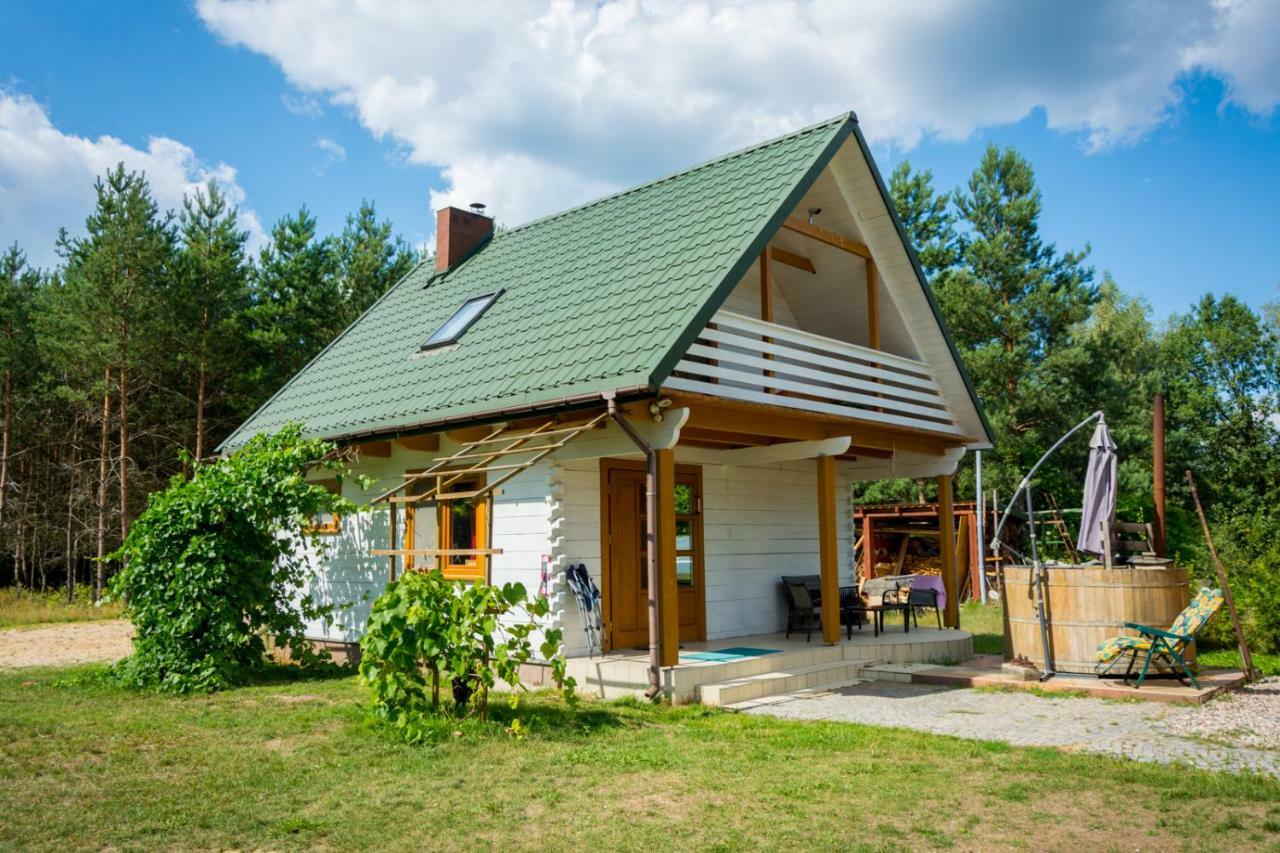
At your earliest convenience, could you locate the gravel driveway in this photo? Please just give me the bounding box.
[0,620,133,669]
[745,678,1280,778]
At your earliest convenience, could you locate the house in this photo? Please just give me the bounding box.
[222,112,993,703]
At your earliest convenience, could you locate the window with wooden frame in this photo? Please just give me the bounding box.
[437,476,489,582]
[305,479,342,535]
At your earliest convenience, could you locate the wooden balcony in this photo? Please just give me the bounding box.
[664,310,961,436]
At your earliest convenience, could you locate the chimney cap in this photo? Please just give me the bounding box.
[469,202,487,217]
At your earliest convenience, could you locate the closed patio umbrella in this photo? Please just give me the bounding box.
[1076,419,1117,556]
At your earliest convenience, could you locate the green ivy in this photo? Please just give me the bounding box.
[359,570,574,742]
[111,424,349,692]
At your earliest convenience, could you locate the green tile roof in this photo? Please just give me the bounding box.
[222,114,853,449]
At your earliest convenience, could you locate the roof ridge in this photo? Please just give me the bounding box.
[489,111,856,241]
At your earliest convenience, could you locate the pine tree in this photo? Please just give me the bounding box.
[933,145,1099,499]
[175,181,250,460]
[888,161,958,280]
[335,200,417,329]
[249,207,340,396]
[0,244,40,568]
[59,164,176,545]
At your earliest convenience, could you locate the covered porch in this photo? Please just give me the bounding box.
[580,391,974,681]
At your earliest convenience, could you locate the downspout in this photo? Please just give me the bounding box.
[603,392,663,700]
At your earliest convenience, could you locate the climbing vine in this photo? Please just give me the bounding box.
[112,424,349,692]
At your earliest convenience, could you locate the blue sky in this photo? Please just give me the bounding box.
[2,1,1277,321]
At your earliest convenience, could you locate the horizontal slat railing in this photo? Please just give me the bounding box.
[666,310,962,435]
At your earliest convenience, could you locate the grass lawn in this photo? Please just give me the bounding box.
[2,666,1279,851]
[958,601,1280,677]
[0,586,123,629]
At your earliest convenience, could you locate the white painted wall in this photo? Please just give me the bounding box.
[300,438,856,658]
[299,439,555,645]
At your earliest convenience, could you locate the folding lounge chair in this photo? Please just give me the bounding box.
[1094,587,1223,689]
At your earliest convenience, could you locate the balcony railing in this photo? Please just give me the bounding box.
[664,310,961,435]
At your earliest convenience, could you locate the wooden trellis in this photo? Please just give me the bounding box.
[371,411,608,580]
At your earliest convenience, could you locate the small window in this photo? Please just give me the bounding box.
[437,476,489,582]
[421,291,502,350]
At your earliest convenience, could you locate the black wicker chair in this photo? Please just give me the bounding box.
[780,575,866,641]
[907,586,942,629]
[781,578,822,641]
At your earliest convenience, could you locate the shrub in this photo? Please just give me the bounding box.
[359,570,574,742]
[112,425,349,692]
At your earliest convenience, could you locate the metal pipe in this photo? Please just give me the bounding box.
[604,393,663,700]
[1153,394,1166,557]
[989,410,1104,551]
[1026,486,1054,680]
[975,450,988,602]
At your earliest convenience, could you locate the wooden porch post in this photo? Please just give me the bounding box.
[817,455,841,644]
[656,448,680,667]
[937,474,959,628]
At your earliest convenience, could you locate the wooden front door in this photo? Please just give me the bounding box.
[602,459,705,651]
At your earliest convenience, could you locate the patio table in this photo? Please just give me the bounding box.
[863,602,910,634]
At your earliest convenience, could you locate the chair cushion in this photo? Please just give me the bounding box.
[1096,635,1153,663]
[1168,587,1224,638]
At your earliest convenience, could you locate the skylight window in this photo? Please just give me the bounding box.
[421,291,502,350]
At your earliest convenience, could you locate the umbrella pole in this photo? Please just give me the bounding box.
[1026,486,1054,680]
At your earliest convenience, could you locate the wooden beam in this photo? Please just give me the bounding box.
[846,445,895,459]
[656,448,680,667]
[957,514,974,603]
[817,454,841,644]
[718,437,851,466]
[782,216,871,259]
[371,548,503,557]
[395,433,440,453]
[679,427,771,447]
[760,246,774,393]
[865,256,880,351]
[771,246,815,274]
[670,392,972,451]
[759,246,774,322]
[937,474,959,628]
[862,514,876,582]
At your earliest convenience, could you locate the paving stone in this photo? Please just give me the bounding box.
[743,680,1280,778]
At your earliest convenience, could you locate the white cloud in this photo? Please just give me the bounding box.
[313,136,347,175]
[195,0,1280,230]
[281,91,324,118]
[0,91,265,268]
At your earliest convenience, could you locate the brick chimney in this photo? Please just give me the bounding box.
[435,205,493,272]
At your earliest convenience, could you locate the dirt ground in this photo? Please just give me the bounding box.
[0,619,133,669]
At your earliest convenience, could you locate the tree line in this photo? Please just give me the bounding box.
[2,148,1278,647]
[886,145,1280,649]
[0,165,417,598]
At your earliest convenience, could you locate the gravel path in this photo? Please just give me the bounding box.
[0,620,133,669]
[745,679,1280,778]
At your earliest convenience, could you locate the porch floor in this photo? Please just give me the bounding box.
[566,624,973,705]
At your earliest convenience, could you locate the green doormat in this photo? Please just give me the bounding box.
[681,647,780,662]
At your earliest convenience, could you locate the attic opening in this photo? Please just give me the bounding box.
[421,290,502,350]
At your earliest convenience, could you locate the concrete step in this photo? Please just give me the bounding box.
[696,659,868,707]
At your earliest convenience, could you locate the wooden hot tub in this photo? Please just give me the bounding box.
[1003,565,1191,674]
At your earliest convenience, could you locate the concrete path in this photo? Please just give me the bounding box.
[744,679,1280,778]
